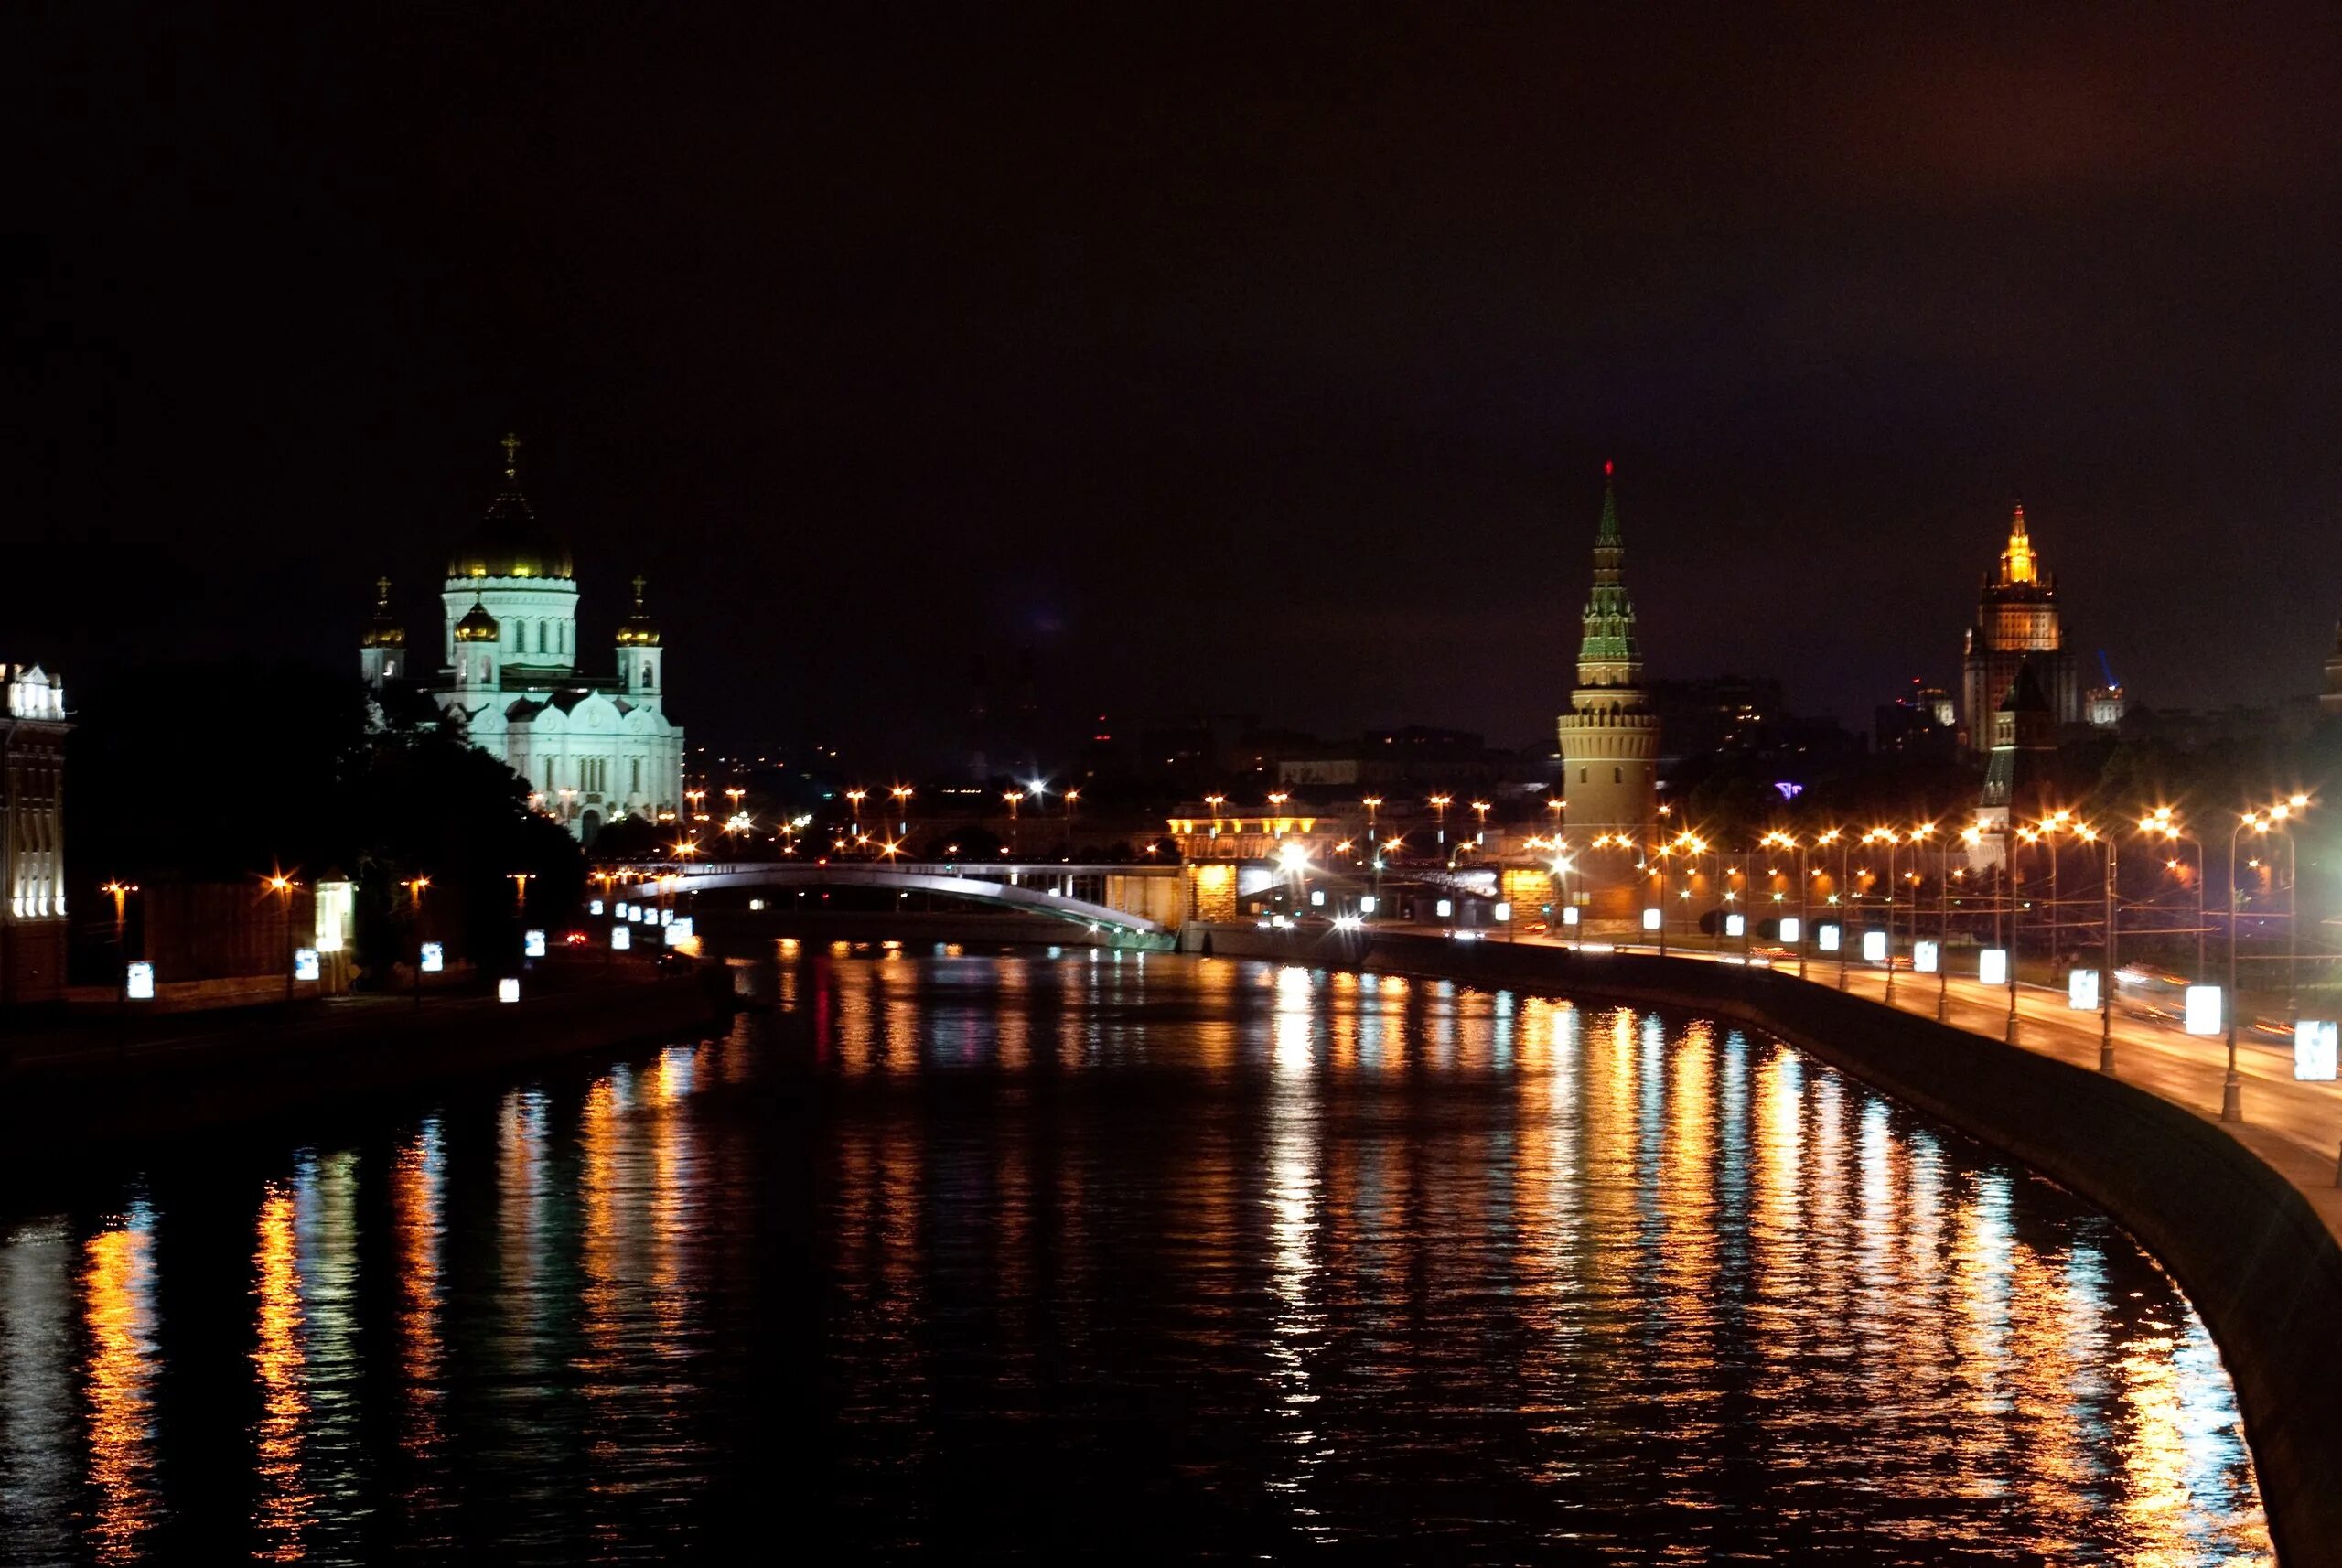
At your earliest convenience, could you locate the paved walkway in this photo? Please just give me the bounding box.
[1500,929,2342,1244]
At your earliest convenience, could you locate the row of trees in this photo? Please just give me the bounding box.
[67,661,585,987]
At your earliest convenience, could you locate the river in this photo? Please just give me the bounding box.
[0,948,2272,1563]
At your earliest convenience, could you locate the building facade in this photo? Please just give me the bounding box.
[1558,465,1660,839]
[1960,505,2081,752]
[1,663,69,1004]
[365,435,682,840]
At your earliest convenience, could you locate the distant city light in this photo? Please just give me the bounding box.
[498,977,521,1004]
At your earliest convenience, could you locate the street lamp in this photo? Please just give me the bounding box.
[892,784,913,839]
[265,872,299,1004]
[2139,806,2205,982]
[1430,794,1451,847]
[2222,795,2315,1122]
[1760,830,1811,980]
[405,875,431,1007]
[846,788,866,838]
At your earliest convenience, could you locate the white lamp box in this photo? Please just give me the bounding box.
[2295,1019,2337,1081]
[2184,984,2222,1036]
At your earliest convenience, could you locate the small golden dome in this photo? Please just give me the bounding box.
[454,596,501,643]
[616,574,661,647]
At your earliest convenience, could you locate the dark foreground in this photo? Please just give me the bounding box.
[0,949,2270,1563]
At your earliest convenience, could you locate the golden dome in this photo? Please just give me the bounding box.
[453,596,501,643]
[616,574,662,647]
[361,575,407,648]
[446,433,575,582]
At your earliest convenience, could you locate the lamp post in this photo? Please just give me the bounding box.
[2140,807,2205,982]
[1430,794,1451,850]
[892,785,913,841]
[2224,809,2271,1122]
[1065,788,1081,854]
[1864,829,1900,1001]
[266,873,297,1004]
[1819,828,1848,990]
[2274,795,2309,1025]
[1642,838,1666,956]
[406,875,430,1008]
[1762,830,1812,981]
[846,788,866,840]
[1004,789,1024,855]
[1551,851,1575,949]
[102,880,138,998]
[2073,822,2117,1074]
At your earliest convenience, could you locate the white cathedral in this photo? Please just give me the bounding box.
[362,435,683,840]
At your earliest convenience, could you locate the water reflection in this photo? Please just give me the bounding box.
[81,1199,157,1563]
[0,953,2276,1563]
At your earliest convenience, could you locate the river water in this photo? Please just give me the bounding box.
[0,949,2272,1563]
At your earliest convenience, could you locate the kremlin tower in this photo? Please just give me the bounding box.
[1558,464,1660,839]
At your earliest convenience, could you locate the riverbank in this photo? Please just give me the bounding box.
[0,958,728,1144]
[1192,919,2342,1568]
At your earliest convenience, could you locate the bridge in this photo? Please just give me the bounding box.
[614,860,1187,940]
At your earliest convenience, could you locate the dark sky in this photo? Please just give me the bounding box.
[9,5,2341,759]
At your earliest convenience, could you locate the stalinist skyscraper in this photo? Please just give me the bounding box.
[1558,463,1660,839]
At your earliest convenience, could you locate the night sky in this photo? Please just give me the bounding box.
[10,5,2341,759]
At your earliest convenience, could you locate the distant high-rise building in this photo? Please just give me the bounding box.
[1558,465,1660,837]
[1961,505,2082,753]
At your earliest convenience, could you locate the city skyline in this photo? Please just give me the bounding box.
[11,8,2342,752]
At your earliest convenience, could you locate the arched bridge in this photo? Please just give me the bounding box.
[615,861,1186,940]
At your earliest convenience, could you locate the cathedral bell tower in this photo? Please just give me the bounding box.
[360,576,406,689]
[617,575,663,713]
[1557,463,1660,840]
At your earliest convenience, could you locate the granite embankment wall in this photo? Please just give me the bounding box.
[1193,922,2342,1567]
[1,972,725,1142]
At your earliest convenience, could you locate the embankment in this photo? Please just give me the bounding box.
[1195,921,2342,1567]
[1,967,726,1142]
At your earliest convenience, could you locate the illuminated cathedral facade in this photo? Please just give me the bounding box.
[362,435,682,840]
